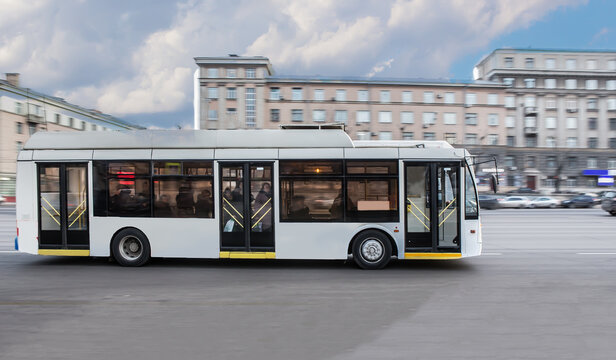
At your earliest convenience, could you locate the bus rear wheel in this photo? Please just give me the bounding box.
[352,230,392,270]
[111,228,151,267]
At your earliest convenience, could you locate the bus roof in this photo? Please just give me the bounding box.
[24,129,456,151]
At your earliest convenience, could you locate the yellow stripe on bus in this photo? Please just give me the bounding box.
[38,249,90,256]
[404,252,462,260]
[219,251,276,259]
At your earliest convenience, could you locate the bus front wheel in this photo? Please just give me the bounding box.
[111,228,151,267]
[352,230,392,270]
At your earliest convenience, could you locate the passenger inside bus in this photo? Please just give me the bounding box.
[288,195,311,220]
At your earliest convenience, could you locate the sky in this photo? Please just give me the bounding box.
[1,0,615,129]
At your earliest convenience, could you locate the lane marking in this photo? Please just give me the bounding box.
[482,253,502,256]
[0,250,19,254]
[577,252,616,255]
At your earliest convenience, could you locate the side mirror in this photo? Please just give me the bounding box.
[490,174,499,194]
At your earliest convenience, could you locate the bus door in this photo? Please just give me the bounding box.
[220,162,274,252]
[404,162,460,253]
[38,163,89,250]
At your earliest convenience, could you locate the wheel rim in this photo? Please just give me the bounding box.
[360,238,384,262]
[118,236,143,261]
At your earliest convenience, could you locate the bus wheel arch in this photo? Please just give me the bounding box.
[349,229,396,270]
[110,227,151,267]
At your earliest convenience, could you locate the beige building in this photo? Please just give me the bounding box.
[0,73,142,198]
[194,56,508,146]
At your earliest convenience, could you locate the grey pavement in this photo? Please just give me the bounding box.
[0,207,615,359]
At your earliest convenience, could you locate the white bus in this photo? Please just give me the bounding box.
[15,128,482,269]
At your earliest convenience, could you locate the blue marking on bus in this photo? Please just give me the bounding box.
[14,236,18,251]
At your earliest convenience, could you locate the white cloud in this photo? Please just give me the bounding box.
[367,58,395,78]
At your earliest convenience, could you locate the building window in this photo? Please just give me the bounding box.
[270,88,280,100]
[609,60,616,71]
[566,117,577,129]
[588,137,598,149]
[505,96,515,108]
[245,88,256,127]
[506,116,515,128]
[312,110,326,122]
[401,111,414,124]
[567,157,577,168]
[546,156,557,168]
[227,108,237,116]
[610,118,616,131]
[402,91,412,103]
[609,99,616,110]
[314,89,324,101]
[545,58,556,69]
[208,110,218,120]
[587,157,598,168]
[546,137,556,147]
[465,93,476,106]
[207,87,218,99]
[423,91,434,104]
[524,116,536,128]
[29,124,37,135]
[444,133,457,144]
[607,80,616,91]
[356,110,370,123]
[380,90,391,103]
[566,137,578,148]
[503,77,514,86]
[444,92,455,104]
[16,122,23,134]
[587,98,598,110]
[356,131,371,140]
[566,99,577,111]
[443,113,456,125]
[566,59,577,70]
[226,69,236,78]
[487,93,498,105]
[17,141,23,151]
[586,59,597,70]
[488,114,499,126]
[588,118,597,130]
[487,134,498,145]
[422,112,436,125]
[545,78,556,89]
[525,58,535,68]
[423,132,436,140]
[525,96,536,107]
[611,138,616,149]
[291,109,303,122]
[378,111,392,123]
[335,89,346,102]
[504,57,513,68]
[524,78,536,88]
[226,87,237,99]
[527,156,536,168]
[545,117,557,129]
[402,132,414,140]
[335,110,348,124]
[566,178,577,187]
[53,113,60,123]
[545,98,557,109]
[15,102,23,115]
[608,158,616,169]
[465,113,477,125]
[465,133,478,145]
[292,88,303,101]
[379,131,392,140]
[565,79,577,89]
[586,79,598,90]
[525,137,537,147]
[245,68,256,78]
[507,136,515,146]
[504,156,515,167]
[207,68,218,78]
[357,90,369,102]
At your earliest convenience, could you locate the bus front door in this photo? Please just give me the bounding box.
[38,163,89,251]
[220,163,274,253]
[405,162,460,253]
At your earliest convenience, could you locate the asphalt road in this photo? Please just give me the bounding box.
[1,206,615,360]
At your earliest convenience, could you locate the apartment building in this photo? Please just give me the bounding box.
[474,49,616,190]
[0,73,142,197]
[194,56,508,147]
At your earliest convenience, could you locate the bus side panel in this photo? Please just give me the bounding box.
[89,217,220,258]
[16,161,39,255]
[276,223,402,260]
[462,218,481,257]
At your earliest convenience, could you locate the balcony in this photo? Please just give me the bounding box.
[566,108,578,113]
[27,114,44,124]
[524,107,537,115]
[524,127,538,136]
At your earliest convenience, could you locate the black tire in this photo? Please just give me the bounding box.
[111,228,151,267]
[352,230,392,270]
[610,211,616,216]
[549,204,556,209]
[568,204,574,209]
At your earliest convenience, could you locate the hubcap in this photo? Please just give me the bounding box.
[361,238,384,262]
[119,236,143,261]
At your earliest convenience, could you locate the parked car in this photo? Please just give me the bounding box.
[579,193,602,205]
[528,196,559,208]
[506,187,538,195]
[561,195,595,208]
[601,191,616,216]
[478,195,501,210]
[500,196,531,208]
[0,195,5,204]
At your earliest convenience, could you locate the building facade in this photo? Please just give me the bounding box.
[473,49,616,190]
[0,73,142,197]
